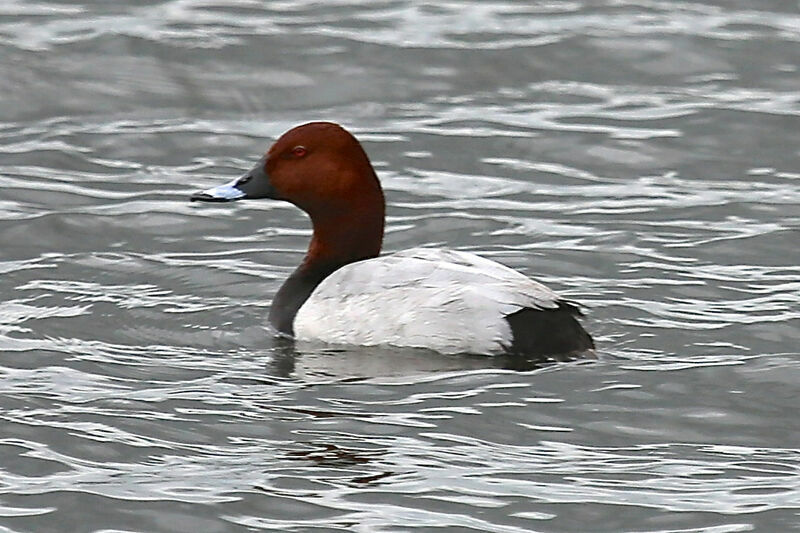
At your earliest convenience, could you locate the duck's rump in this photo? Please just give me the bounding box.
[293,248,594,356]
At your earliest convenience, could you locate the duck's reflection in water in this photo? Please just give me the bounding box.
[264,336,596,380]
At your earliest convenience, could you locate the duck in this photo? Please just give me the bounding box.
[190,122,594,358]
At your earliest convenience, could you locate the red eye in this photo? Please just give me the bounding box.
[292,146,307,158]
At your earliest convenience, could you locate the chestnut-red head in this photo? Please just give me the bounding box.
[191,122,385,267]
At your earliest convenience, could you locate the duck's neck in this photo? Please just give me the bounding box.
[269,204,384,336]
[268,257,335,336]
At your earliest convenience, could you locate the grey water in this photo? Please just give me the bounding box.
[1,1,800,532]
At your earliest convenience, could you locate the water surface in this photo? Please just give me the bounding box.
[1,1,799,532]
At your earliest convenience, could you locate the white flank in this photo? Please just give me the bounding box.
[293,248,562,355]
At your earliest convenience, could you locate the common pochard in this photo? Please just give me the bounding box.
[191,122,594,358]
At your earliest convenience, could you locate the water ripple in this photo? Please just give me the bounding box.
[2,1,800,531]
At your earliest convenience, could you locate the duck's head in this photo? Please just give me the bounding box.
[191,121,385,263]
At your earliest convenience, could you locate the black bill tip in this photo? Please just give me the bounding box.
[190,191,230,202]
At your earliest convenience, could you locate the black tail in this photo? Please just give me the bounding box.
[504,302,595,360]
